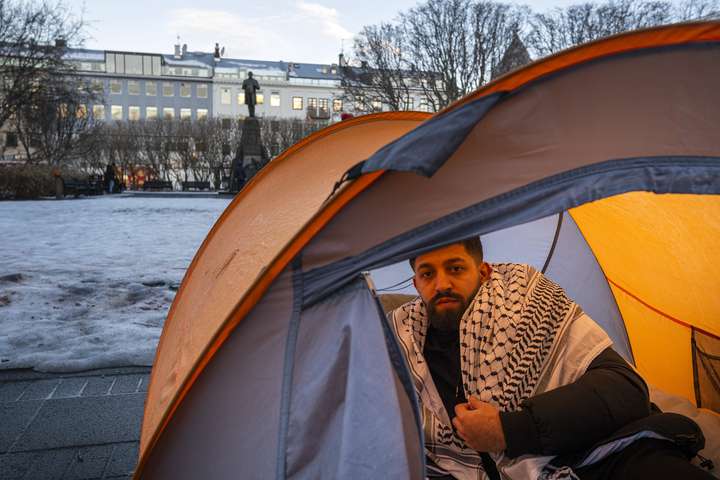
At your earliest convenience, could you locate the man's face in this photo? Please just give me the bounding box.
[412,243,490,331]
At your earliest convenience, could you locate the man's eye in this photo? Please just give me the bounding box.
[421,271,433,279]
[451,266,464,273]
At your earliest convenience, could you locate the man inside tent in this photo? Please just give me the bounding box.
[388,237,712,479]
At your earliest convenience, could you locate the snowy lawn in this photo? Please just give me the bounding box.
[0,195,231,372]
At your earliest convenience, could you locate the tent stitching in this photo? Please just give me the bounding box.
[608,278,720,341]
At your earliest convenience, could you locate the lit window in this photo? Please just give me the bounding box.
[221,88,231,105]
[256,93,264,105]
[128,106,140,121]
[333,99,343,112]
[146,82,157,96]
[292,96,303,110]
[237,93,243,105]
[371,100,382,111]
[163,83,174,97]
[92,105,105,119]
[197,84,208,98]
[308,97,317,109]
[180,108,192,120]
[319,98,329,111]
[128,81,140,95]
[270,93,280,107]
[197,109,208,120]
[110,80,122,94]
[76,105,88,118]
[180,84,191,98]
[355,96,365,111]
[146,107,157,119]
[163,108,175,119]
[111,105,123,120]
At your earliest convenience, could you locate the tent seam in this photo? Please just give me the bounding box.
[276,256,304,480]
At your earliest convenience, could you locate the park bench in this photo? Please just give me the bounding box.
[62,178,104,197]
[143,180,174,191]
[181,181,211,191]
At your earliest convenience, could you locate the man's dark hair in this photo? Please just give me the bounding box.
[409,237,483,270]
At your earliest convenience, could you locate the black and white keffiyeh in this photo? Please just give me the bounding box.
[389,263,612,480]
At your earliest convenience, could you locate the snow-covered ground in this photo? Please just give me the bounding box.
[0,195,231,372]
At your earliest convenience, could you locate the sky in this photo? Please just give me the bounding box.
[63,0,583,64]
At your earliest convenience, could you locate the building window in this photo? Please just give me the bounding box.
[404,97,414,110]
[146,82,157,96]
[180,108,192,120]
[371,99,383,111]
[237,93,244,106]
[180,84,191,98]
[163,108,175,119]
[163,82,174,97]
[125,54,142,75]
[76,105,88,119]
[308,97,317,109]
[110,80,122,94]
[146,107,158,119]
[292,96,303,110]
[197,84,208,98]
[256,93,264,105]
[197,108,208,120]
[355,96,366,111]
[128,106,140,121]
[270,93,280,107]
[319,98,329,112]
[333,99,343,112]
[111,105,123,120]
[221,88,231,105]
[5,132,18,147]
[128,80,140,95]
[92,105,105,120]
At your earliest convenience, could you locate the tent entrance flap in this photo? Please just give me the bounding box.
[284,275,424,479]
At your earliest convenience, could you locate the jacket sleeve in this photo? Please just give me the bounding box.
[499,347,651,458]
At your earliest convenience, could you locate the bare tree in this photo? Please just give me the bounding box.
[346,0,528,112]
[15,73,100,167]
[527,0,718,57]
[345,23,413,112]
[0,0,85,130]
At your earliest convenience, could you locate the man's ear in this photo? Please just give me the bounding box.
[412,275,418,291]
[479,262,492,282]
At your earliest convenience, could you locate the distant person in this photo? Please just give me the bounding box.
[104,163,117,194]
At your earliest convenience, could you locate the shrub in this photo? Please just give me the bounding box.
[0,164,85,200]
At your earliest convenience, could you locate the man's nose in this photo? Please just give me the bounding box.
[434,271,453,292]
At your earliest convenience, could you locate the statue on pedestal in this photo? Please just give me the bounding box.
[242,71,260,117]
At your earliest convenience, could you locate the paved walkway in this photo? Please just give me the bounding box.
[0,366,151,480]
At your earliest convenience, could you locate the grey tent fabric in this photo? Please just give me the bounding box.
[302,157,720,307]
[284,277,424,479]
[357,93,504,177]
[543,213,633,363]
[141,266,295,480]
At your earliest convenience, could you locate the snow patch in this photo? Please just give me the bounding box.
[0,196,230,372]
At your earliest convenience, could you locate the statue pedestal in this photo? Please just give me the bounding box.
[229,117,268,193]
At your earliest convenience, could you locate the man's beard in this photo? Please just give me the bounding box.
[427,287,479,332]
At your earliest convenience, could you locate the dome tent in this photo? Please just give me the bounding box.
[136,22,720,479]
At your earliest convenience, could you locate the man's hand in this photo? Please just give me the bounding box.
[452,396,507,453]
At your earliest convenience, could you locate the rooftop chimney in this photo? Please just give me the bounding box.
[214,43,221,62]
[174,43,181,59]
[338,53,346,67]
[182,43,187,57]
